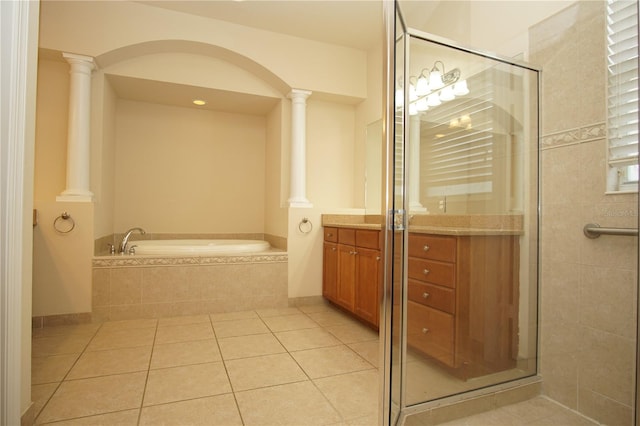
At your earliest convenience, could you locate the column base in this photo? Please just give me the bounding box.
[288,198,313,208]
[409,204,428,213]
[57,189,93,202]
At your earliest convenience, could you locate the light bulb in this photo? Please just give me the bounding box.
[439,86,455,101]
[416,74,430,96]
[426,93,441,107]
[416,98,429,112]
[428,70,444,90]
[453,80,469,96]
[409,84,417,102]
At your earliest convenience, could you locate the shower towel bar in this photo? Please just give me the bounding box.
[583,223,638,239]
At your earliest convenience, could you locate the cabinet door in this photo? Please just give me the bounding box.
[323,242,338,302]
[337,244,356,310]
[354,247,380,326]
[407,301,455,367]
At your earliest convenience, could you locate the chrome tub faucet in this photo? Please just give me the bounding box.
[120,227,146,254]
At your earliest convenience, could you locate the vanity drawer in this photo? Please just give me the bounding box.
[408,280,455,314]
[338,228,355,245]
[324,227,338,242]
[408,234,456,262]
[407,301,454,367]
[355,229,380,249]
[408,258,455,288]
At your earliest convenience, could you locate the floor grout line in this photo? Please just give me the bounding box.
[31,303,595,426]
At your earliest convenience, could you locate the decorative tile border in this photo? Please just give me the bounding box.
[93,252,288,268]
[541,122,606,150]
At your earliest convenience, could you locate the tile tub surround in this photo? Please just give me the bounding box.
[92,253,288,321]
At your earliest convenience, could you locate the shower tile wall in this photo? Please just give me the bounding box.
[531,2,638,425]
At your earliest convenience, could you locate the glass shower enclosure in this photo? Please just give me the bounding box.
[383,3,540,423]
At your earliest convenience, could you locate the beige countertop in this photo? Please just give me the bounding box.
[322,214,383,230]
[322,214,523,236]
[408,226,522,236]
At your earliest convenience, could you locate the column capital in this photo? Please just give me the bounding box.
[287,89,312,100]
[62,52,96,71]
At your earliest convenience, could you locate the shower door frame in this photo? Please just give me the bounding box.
[381,1,544,423]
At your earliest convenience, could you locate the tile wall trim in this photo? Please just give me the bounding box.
[541,122,606,150]
[93,253,288,268]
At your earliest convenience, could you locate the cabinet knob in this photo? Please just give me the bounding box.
[422,292,430,299]
[331,247,336,251]
[327,233,333,237]
[376,256,381,261]
[422,328,429,334]
[423,245,430,252]
[423,269,430,275]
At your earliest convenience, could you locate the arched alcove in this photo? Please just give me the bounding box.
[90,40,291,243]
[95,39,291,96]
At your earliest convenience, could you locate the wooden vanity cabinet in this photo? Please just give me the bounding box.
[407,232,519,378]
[323,226,381,328]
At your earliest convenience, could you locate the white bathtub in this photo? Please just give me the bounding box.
[126,239,271,256]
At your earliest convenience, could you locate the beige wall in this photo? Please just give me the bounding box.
[38,0,367,101]
[288,50,385,298]
[113,100,267,234]
[92,72,117,239]
[32,58,95,317]
[307,99,357,208]
[532,2,638,424]
[33,59,68,200]
[34,0,372,316]
[32,203,94,316]
[265,101,288,239]
[355,45,384,211]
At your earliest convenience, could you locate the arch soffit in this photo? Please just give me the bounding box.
[95,40,291,96]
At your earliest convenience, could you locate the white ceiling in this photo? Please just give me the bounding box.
[138,0,384,50]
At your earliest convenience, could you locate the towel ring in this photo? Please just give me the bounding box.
[53,212,75,234]
[298,217,313,234]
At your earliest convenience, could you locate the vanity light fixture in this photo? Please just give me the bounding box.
[192,99,207,106]
[397,60,469,115]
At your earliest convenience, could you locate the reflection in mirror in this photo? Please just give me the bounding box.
[365,120,383,214]
[402,34,539,405]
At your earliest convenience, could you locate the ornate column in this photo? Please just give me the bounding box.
[287,89,312,207]
[57,52,95,202]
[409,114,427,212]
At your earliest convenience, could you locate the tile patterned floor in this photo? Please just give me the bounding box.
[31,303,599,426]
[436,396,600,426]
[31,304,379,425]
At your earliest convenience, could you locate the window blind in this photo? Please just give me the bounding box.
[422,76,496,197]
[607,0,639,192]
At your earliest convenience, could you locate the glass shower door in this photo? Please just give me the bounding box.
[389,25,540,410]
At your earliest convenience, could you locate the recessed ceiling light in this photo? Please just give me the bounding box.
[192,99,207,106]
